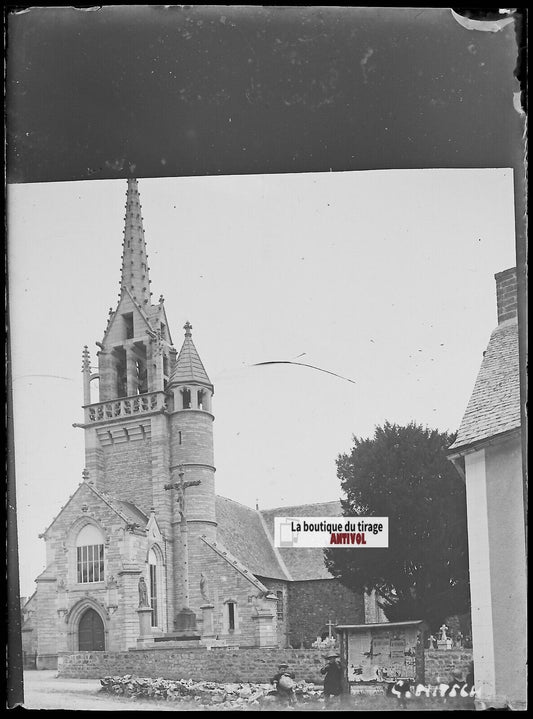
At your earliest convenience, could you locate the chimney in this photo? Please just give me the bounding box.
[494,267,518,324]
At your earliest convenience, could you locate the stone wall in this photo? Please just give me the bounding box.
[287,579,364,647]
[424,650,473,683]
[102,437,153,514]
[57,647,473,684]
[58,648,326,683]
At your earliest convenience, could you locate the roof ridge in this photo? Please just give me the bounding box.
[260,499,341,513]
[199,536,270,593]
[215,494,256,511]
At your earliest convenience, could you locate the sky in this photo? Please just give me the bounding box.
[8,168,517,598]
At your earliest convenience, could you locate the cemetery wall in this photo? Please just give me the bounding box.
[58,647,472,684]
[58,647,326,683]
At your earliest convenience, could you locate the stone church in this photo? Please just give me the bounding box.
[31,179,365,669]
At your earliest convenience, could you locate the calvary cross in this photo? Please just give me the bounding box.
[326,619,336,638]
[164,467,201,521]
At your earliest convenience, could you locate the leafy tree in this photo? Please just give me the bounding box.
[324,422,470,629]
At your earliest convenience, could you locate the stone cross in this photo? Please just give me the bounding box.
[326,619,336,638]
[164,466,201,614]
[164,467,201,521]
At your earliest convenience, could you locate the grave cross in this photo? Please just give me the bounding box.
[326,619,336,638]
[164,467,201,521]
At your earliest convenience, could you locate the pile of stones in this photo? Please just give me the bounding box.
[100,675,323,709]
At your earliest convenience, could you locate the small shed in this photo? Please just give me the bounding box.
[336,620,426,694]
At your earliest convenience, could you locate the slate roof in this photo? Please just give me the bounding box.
[216,496,343,581]
[200,535,270,593]
[169,327,212,388]
[215,496,288,580]
[449,318,520,452]
[260,501,342,581]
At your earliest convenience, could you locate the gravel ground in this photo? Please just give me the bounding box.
[19,670,474,712]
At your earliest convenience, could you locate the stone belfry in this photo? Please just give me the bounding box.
[80,179,216,584]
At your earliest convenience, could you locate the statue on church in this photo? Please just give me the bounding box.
[200,573,211,603]
[138,576,149,607]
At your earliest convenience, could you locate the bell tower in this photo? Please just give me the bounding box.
[79,177,218,623]
[80,179,177,521]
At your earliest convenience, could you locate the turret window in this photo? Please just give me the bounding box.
[197,390,205,410]
[76,524,105,584]
[181,388,191,409]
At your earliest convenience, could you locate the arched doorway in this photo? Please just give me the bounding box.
[78,608,105,651]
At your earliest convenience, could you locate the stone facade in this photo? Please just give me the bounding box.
[32,179,364,669]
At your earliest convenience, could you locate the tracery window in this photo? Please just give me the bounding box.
[76,524,105,583]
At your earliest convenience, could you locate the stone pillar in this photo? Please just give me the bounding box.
[191,387,198,409]
[98,349,116,401]
[200,604,215,638]
[83,427,104,488]
[126,347,137,397]
[252,609,277,648]
[150,338,164,392]
[136,608,154,648]
[181,521,190,610]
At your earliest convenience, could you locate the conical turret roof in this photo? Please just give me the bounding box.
[169,322,212,389]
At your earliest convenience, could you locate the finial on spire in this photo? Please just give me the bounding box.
[82,346,91,372]
[82,468,89,482]
[184,321,193,337]
[159,294,165,304]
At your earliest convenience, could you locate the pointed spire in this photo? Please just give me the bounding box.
[120,178,151,307]
[169,322,212,388]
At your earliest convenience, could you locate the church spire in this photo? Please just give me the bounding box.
[120,178,151,307]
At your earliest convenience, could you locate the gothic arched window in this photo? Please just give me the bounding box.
[76,524,105,584]
[148,546,163,628]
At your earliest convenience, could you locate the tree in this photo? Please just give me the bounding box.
[324,422,470,629]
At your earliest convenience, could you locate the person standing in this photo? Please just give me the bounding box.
[321,653,344,708]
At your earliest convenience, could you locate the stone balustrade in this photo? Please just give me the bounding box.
[85,392,166,423]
